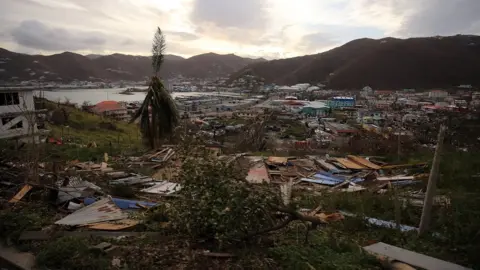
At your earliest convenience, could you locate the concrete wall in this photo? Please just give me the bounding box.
[0,90,38,139]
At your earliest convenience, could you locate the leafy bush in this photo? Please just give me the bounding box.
[167,151,280,249]
[36,237,109,270]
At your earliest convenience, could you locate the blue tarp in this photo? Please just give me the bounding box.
[313,172,365,184]
[300,177,339,186]
[84,197,158,210]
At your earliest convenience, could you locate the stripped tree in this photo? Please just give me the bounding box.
[131,27,179,148]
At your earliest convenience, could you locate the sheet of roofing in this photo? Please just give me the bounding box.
[363,242,472,270]
[55,197,128,226]
[141,181,181,194]
[300,177,339,186]
[84,197,157,210]
[335,158,367,170]
[315,159,343,173]
[312,173,344,184]
[315,171,365,183]
[347,155,381,170]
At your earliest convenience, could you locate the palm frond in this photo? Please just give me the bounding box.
[135,77,179,148]
[152,27,166,76]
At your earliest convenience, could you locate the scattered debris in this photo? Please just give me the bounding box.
[55,197,129,226]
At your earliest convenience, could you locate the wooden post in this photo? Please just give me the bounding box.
[418,125,446,235]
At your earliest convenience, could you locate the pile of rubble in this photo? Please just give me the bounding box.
[231,153,428,193]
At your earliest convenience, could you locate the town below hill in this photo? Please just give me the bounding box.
[1,35,480,90]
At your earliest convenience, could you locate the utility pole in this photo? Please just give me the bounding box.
[418,125,446,236]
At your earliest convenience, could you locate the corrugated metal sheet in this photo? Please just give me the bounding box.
[335,158,367,170]
[246,163,270,183]
[110,175,154,185]
[56,181,102,204]
[55,197,128,226]
[300,177,341,186]
[141,181,181,194]
[84,197,157,210]
[347,155,381,170]
[316,159,345,173]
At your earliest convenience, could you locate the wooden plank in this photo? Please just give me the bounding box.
[9,184,33,203]
[87,219,139,231]
[347,155,381,170]
[335,158,366,170]
[377,176,415,181]
[363,242,471,270]
[381,163,428,170]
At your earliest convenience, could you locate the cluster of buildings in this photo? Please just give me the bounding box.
[0,78,479,145]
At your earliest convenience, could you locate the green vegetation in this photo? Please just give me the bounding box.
[44,100,142,147]
[36,237,109,270]
[38,99,144,160]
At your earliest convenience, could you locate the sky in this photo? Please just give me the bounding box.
[1,0,480,59]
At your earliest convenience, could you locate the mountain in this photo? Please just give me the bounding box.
[230,35,480,89]
[0,49,265,82]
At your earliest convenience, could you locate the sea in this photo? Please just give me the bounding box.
[34,88,239,105]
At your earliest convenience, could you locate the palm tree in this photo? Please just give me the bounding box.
[131,27,179,149]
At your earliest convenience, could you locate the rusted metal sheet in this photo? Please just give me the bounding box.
[246,162,270,183]
[347,155,381,170]
[55,197,128,226]
[87,219,139,231]
[335,158,367,170]
[9,184,33,203]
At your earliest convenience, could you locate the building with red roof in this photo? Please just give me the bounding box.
[91,101,129,121]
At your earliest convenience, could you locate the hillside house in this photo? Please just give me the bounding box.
[91,101,129,121]
[0,87,47,141]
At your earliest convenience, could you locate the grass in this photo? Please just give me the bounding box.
[36,237,110,270]
[44,100,142,146]
[38,99,145,160]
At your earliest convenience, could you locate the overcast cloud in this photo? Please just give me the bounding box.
[0,0,479,59]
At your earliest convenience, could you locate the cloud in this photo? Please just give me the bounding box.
[11,20,107,51]
[189,0,268,44]
[165,31,199,41]
[191,0,267,29]
[395,0,480,36]
[299,32,340,53]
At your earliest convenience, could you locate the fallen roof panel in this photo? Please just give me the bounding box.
[347,155,381,170]
[363,242,471,270]
[55,197,128,226]
[141,181,181,194]
[335,158,368,170]
[300,177,339,186]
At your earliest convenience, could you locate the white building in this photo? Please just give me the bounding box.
[428,90,448,99]
[0,87,45,141]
